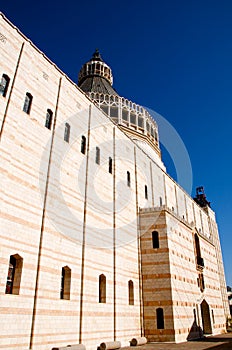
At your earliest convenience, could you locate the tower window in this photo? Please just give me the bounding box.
[156,308,164,329]
[194,233,204,268]
[81,135,86,154]
[109,157,112,174]
[64,123,70,143]
[128,280,134,305]
[96,147,100,165]
[99,274,106,303]
[23,92,33,114]
[5,254,23,295]
[127,171,131,187]
[60,266,71,300]
[194,233,201,257]
[198,273,205,292]
[152,231,159,248]
[145,185,148,199]
[45,109,53,129]
[0,74,10,97]
[160,197,163,206]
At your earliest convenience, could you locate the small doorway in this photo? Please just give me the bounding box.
[200,299,212,334]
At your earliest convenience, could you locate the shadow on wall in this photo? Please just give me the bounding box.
[186,320,203,341]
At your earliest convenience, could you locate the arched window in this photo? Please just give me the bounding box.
[45,109,53,129]
[99,274,106,303]
[60,266,71,300]
[159,197,163,206]
[128,280,134,305]
[64,123,70,143]
[23,92,33,114]
[81,135,86,154]
[96,146,100,165]
[109,157,113,174]
[5,254,23,295]
[127,171,131,187]
[156,307,164,329]
[152,231,159,248]
[0,74,10,97]
[145,185,148,199]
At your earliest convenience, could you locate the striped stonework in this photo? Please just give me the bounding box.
[0,12,229,350]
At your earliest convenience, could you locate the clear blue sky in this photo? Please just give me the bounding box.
[1,1,232,286]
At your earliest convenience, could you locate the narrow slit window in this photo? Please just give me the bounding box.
[156,308,164,329]
[198,273,205,292]
[64,123,70,143]
[23,92,33,114]
[96,147,100,165]
[45,109,53,130]
[152,231,159,248]
[81,135,86,154]
[194,233,201,257]
[5,254,23,295]
[109,157,112,174]
[211,309,215,324]
[99,274,106,303]
[160,197,163,206]
[127,171,131,187]
[145,185,148,199]
[60,266,71,300]
[128,280,134,305]
[0,74,10,97]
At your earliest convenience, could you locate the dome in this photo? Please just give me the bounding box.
[78,49,117,95]
[78,50,164,168]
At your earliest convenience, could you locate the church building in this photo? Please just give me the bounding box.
[0,13,229,350]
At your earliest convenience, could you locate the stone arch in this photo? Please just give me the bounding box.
[200,299,212,334]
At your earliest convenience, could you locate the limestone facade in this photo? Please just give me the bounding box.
[0,13,229,350]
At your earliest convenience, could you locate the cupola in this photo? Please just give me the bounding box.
[78,50,165,169]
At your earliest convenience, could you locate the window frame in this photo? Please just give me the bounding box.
[64,122,70,143]
[109,157,113,174]
[99,274,106,303]
[60,266,71,300]
[128,280,134,305]
[152,230,159,249]
[127,171,131,187]
[81,135,86,154]
[0,74,10,97]
[45,109,53,130]
[145,185,148,199]
[5,254,23,295]
[23,92,33,114]
[95,146,100,165]
[156,307,164,329]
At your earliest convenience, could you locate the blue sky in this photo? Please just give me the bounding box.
[1,1,232,286]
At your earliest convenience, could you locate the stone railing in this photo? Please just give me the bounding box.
[88,92,159,146]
